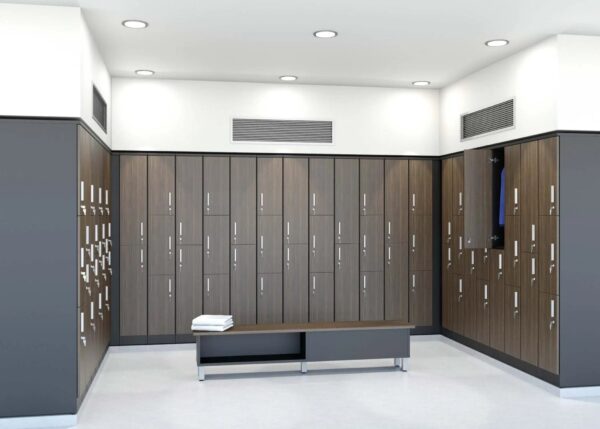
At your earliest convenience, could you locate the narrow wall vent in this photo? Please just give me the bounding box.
[232,119,333,144]
[461,99,514,140]
[92,85,107,132]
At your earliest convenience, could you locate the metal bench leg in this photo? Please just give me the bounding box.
[300,362,308,374]
[394,357,402,368]
[401,358,409,372]
[198,366,205,381]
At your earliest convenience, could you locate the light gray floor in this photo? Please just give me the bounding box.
[73,336,600,429]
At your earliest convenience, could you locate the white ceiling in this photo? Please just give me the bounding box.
[7,0,600,87]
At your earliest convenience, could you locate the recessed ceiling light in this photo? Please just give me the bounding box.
[135,70,155,76]
[412,81,431,87]
[122,20,148,29]
[314,30,338,39]
[485,39,509,47]
[279,75,298,81]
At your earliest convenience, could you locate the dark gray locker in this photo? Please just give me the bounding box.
[257,157,282,216]
[360,215,384,272]
[257,216,282,273]
[283,244,308,323]
[231,157,256,245]
[176,156,203,246]
[409,271,433,326]
[385,159,409,245]
[409,160,433,216]
[148,275,175,337]
[309,216,334,273]
[257,273,283,324]
[231,245,257,325]
[283,158,308,244]
[409,215,433,271]
[120,245,147,337]
[203,274,230,315]
[176,246,203,337]
[204,156,229,216]
[360,159,384,216]
[204,216,229,274]
[335,158,359,244]
[120,155,147,246]
[309,158,334,216]
[360,271,384,321]
[148,156,175,216]
[335,243,359,321]
[149,215,175,275]
[310,273,334,322]
[385,243,409,321]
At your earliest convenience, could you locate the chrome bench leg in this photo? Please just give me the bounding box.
[300,362,308,374]
[198,366,205,381]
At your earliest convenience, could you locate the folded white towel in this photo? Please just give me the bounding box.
[191,315,233,326]
[191,322,234,332]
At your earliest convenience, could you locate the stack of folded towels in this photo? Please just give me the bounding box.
[191,314,234,332]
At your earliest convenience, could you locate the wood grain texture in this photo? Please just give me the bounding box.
[231,245,257,325]
[148,156,175,216]
[148,275,175,336]
[360,271,384,321]
[203,274,230,315]
[504,144,521,217]
[257,157,282,216]
[504,215,521,287]
[538,137,559,216]
[520,141,539,254]
[489,249,505,352]
[283,157,309,244]
[464,149,492,249]
[409,160,433,216]
[204,156,229,216]
[176,156,203,245]
[360,158,384,216]
[176,245,203,336]
[335,243,359,321]
[119,155,147,246]
[504,286,521,359]
[538,292,559,374]
[452,156,465,217]
[409,270,432,326]
[309,215,334,273]
[309,157,334,216]
[257,273,283,324]
[539,215,559,295]
[204,215,229,274]
[385,159,409,245]
[257,215,282,274]
[310,272,334,323]
[283,243,309,323]
[231,157,256,245]
[335,158,359,244]
[520,252,539,366]
[360,215,384,272]
[385,243,409,322]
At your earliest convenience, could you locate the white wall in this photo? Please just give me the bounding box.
[112,79,439,155]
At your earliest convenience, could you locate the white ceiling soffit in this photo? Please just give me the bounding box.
[8,0,600,88]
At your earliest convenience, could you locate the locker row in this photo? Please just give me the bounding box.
[78,126,111,217]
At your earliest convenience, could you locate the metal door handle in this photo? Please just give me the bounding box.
[206,192,210,210]
[260,277,264,295]
[412,193,416,211]
[312,276,316,294]
[337,221,342,240]
[168,192,172,213]
[179,222,183,241]
[168,236,172,255]
[81,336,87,347]
[179,248,183,269]
[312,193,316,213]
[140,222,144,241]
[260,193,264,210]
[549,263,555,274]
[233,221,237,242]
[206,278,210,293]
[549,319,556,331]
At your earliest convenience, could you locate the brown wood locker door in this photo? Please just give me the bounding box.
[409,215,432,271]
[464,149,493,249]
[360,159,384,216]
[257,157,282,215]
[452,216,465,274]
[335,243,359,321]
[476,248,491,281]
[385,243,409,322]
[476,279,490,346]
[538,137,559,216]
[409,160,433,216]
[176,246,202,338]
[360,215,384,272]
[442,269,452,330]
[520,141,539,254]
[539,216,559,295]
[204,216,229,274]
[504,144,521,217]
[504,216,521,287]
[385,159,408,245]
[310,273,334,322]
[453,275,466,336]
[120,155,147,246]
[504,286,521,359]
[453,156,465,217]
[283,244,308,323]
[442,159,454,234]
[231,245,257,325]
[309,158,334,216]
[309,216,334,273]
[444,243,453,278]
[257,216,282,273]
[78,306,90,398]
[463,267,478,340]
[148,156,175,216]
[120,245,147,337]
[149,215,175,275]
[335,158,359,244]
[176,156,203,246]
[148,275,175,337]
[409,271,432,326]
[360,271,384,321]
[490,250,505,352]
[203,274,229,315]
[284,158,308,245]
[539,293,559,374]
[102,148,111,215]
[231,157,256,245]
[257,273,283,324]
[204,156,229,216]
[78,126,92,215]
[520,252,539,366]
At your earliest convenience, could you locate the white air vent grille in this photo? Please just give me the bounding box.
[232,119,333,144]
[461,99,514,140]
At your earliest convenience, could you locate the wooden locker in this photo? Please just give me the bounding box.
[176,156,203,245]
[504,216,521,287]
[120,245,147,337]
[204,156,229,216]
[490,250,505,352]
[476,279,490,346]
[453,156,465,217]
[148,156,175,216]
[464,149,493,249]
[452,216,465,274]
[539,215,559,295]
[309,158,334,216]
[504,144,521,217]
[360,271,384,321]
[148,275,175,339]
[453,275,466,336]
[463,266,478,340]
[409,215,433,271]
[520,252,539,366]
[335,243,359,321]
[283,244,309,323]
[203,274,229,315]
[257,216,282,274]
[102,148,111,216]
[78,126,92,216]
[444,243,453,277]
[409,160,433,216]
[385,243,409,322]
[442,158,454,234]
[176,245,202,339]
[309,216,334,273]
[476,248,491,281]
[538,137,559,216]
[539,293,559,374]
[119,155,147,246]
[231,157,256,245]
[442,269,452,330]
[257,273,283,324]
[360,215,384,272]
[204,216,229,275]
[520,141,539,255]
[384,159,409,245]
[409,271,432,326]
[283,157,308,244]
[360,159,384,216]
[149,215,175,275]
[505,286,521,359]
[257,157,282,216]
[310,273,334,322]
[335,158,359,244]
[231,245,257,325]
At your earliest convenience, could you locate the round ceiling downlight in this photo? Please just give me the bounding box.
[485,39,509,47]
[135,69,155,76]
[279,75,298,81]
[314,30,338,39]
[122,20,148,29]
[412,81,431,86]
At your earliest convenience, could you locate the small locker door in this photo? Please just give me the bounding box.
[453,275,466,336]
[310,273,334,322]
[520,141,539,254]
[203,274,229,315]
[120,245,147,338]
[453,156,465,217]
[360,159,384,216]
[176,156,203,245]
[283,158,308,244]
[464,263,477,340]
[409,271,432,326]
[176,246,203,339]
[148,276,175,338]
[385,243,409,322]
[257,157,282,216]
[335,158,359,244]
[504,216,521,287]
[504,144,521,217]
[490,250,505,352]
[520,253,539,366]
[476,248,491,281]
[476,279,490,346]
[204,216,229,274]
[257,216,282,274]
[283,244,308,323]
[538,137,559,216]
[539,293,559,374]
[539,215,559,295]
[360,271,384,321]
[504,287,521,359]
[385,159,409,245]
[360,215,384,272]
[309,158,334,216]
[309,216,334,273]
[231,245,257,325]
[452,217,465,274]
[409,160,433,216]
[231,157,256,245]
[120,155,147,246]
[148,156,175,216]
[149,215,175,275]
[409,215,433,271]
[442,158,454,234]
[335,243,359,321]
[204,156,229,216]
[257,273,283,324]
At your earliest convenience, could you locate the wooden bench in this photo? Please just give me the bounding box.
[193,320,413,380]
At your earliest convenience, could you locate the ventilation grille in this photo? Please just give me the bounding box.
[232,119,333,144]
[92,85,107,132]
[461,99,514,140]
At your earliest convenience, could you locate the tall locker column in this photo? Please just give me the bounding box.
[451,156,465,334]
[441,158,454,330]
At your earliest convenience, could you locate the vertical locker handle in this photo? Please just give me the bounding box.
[514,291,519,308]
[169,236,172,251]
[550,185,555,204]
[105,189,109,205]
[168,192,172,208]
[206,192,210,207]
[514,188,519,205]
[260,193,264,207]
[312,193,316,207]
[412,193,416,209]
[338,221,341,236]
[363,275,367,290]
[140,248,144,265]
[179,222,183,239]
[90,301,94,320]
[179,248,183,264]
[234,248,237,262]
[168,278,172,294]
[234,221,237,236]
[484,284,488,300]
[91,184,94,203]
[363,193,367,208]
[459,279,463,293]
[499,253,503,270]
[86,226,90,245]
[312,235,316,250]
[459,191,463,207]
[207,278,210,292]
[388,221,391,235]
[531,257,536,275]
[80,181,85,202]
[459,236,463,250]
[532,224,536,241]
[448,221,452,236]
[105,286,109,301]
[313,276,316,291]
[388,246,391,261]
[99,187,103,204]
[207,236,210,250]
[551,299,555,318]
[80,311,84,333]
[102,224,106,239]
[287,247,290,262]
[260,277,264,292]
[412,234,416,248]
[287,222,290,236]
[338,247,342,262]
[95,225,99,242]
[448,247,452,262]
[260,235,264,250]
[471,251,475,265]
[108,223,111,238]
[412,274,416,289]
[363,234,367,249]
[514,240,518,257]
[80,248,84,268]
[140,222,144,238]
[551,243,555,262]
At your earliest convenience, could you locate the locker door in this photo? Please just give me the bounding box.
[257,157,282,216]
[505,287,521,359]
[539,215,559,295]
[360,159,384,216]
[538,137,559,216]
[464,260,477,340]
[310,273,334,322]
[149,215,175,275]
[203,274,229,315]
[231,157,256,245]
[309,216,334,273]
[360,271,384,321]
[257,216,282,273]
[520,141,539,254]
[464,148,493,249]
[257,273,283,324]
[476,248,491,281]
[309,158,334,216]
[102,148,111,216]
[283,244,308,323]
[453,156,465,217]
[283,157,308,244]
[335,158,359,244]
[204,156,229,216]
[521,253,539,366]
[476,279,490,346]
[120,245,147,337]
[442,158,454,235]
[176,246,202,339]
[335,243,359,321]
[360,215,384,272]
[539,293,559,374]
[148,276,175,338]
[385,159,409,245]
[204,216,229,274]
[120,155,147,246]
[453,275,465,336]
[385,243,409,322]
[409,160,433,216]
[442,269,452,330]
[176,156,203,245]
[490,250,505,352]
[148,156,175,216]
[78,126,92,216]
[453,216,465,274]
[504,216,521,287]
[231,245,257,325]
[505,144,521,217]
[409,215,433,271]
[409,271,432,326]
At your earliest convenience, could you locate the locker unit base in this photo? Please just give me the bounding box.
[194,321,413,380]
